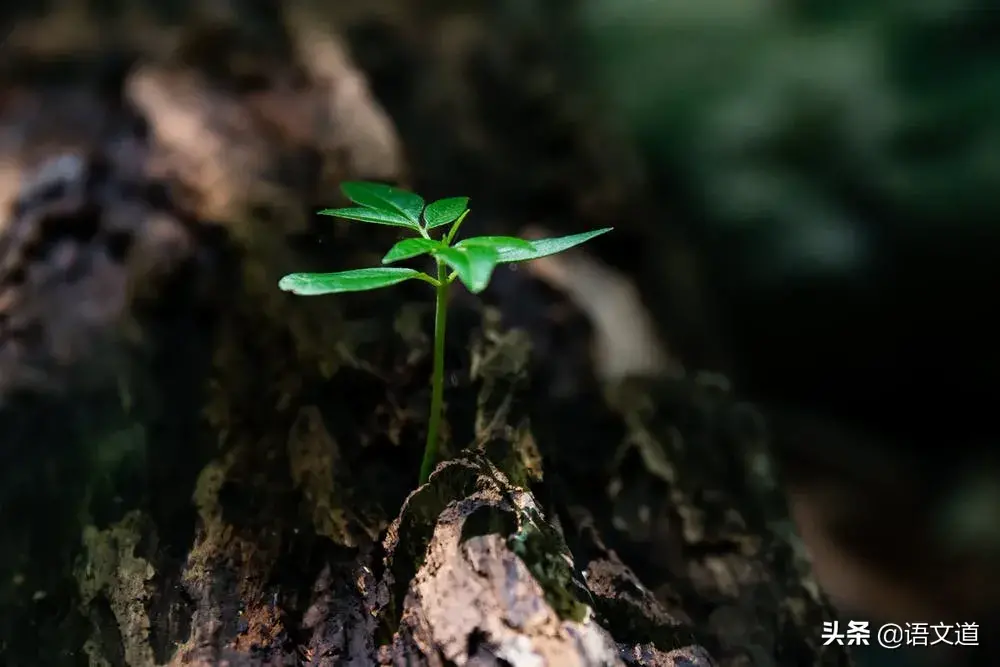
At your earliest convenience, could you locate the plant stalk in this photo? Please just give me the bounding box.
[419,258,449,484]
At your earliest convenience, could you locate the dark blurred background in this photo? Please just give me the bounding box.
[579,0,999,450]
[574,3,999,661]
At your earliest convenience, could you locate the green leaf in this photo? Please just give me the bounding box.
[434,245,499,294]
[382,238,443,264]
[318,206,417,229]
[340,181,424,227]
[423,197,469,229]
[456,236,535,252]
[279,267,421,295]
[496,228,614,264]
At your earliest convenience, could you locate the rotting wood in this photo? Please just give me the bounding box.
[0,5,851,667]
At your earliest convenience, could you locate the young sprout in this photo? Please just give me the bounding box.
[279,181,612,485]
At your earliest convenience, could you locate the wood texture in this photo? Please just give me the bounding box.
[0,4,850,666]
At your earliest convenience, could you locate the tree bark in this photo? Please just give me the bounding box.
[0,4,850,667]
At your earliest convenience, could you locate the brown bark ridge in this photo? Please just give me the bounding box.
[0,4,850,667]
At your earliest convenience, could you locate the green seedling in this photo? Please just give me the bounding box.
[279,181,611,485]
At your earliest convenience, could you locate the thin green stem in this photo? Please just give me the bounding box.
[414,272,441,287]
[419,258,449,484]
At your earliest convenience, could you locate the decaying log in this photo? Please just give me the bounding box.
[0,4,851,667]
